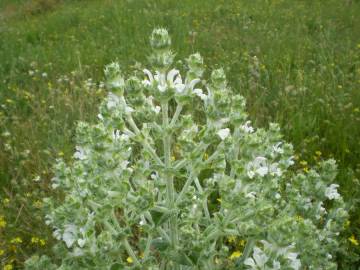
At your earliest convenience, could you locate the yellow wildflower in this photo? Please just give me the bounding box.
[344,220,350,228]
[299,160,307,166]
[3,198,10,205]
[58,151,64,157]
[10,237,22,244]
[126,256,133,263]
[31,237,39,244]
[239,240,246,247]
[33,200,43,208]
[4,264,13,270]
[349,235,359,246]
[0,249,4,256]
[227,236,236,243]
[171,155,176,161]
[315,151,322,156]
[0,216,6,228]
[295,215,304,222]
[39,239,46,246]
[303,167,309,173]
[229,250,242,260]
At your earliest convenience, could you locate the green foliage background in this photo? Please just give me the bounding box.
[0,0,360,268]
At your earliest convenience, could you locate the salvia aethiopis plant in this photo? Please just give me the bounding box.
[25,28,348,270]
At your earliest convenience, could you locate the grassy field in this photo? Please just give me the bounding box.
[1,0,360,268]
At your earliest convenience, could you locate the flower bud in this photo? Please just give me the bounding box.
[150,28,171,49]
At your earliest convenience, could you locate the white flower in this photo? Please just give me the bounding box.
[244,247,269,269]
[272,142,284,155]
[193,88,207,100]
[273,261,281,270]
[269,163,282,177]
[74,146,87,160]
[153,105,161,114]
[42,72,48,78]
[142,69,154,86]
[62,224,77,248]
[77,238,86,248]
[287,252,301,270]
[167,69,186,93]
[143,69,201,94]
[247,157,268,178]
[245,191,257,199]
[240,121,254,133]
[325,184,340,200]
[217,128,230,140]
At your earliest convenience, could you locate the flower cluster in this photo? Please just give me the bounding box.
[25,28,348,269]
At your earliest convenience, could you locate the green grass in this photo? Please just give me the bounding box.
[1,0,360,268]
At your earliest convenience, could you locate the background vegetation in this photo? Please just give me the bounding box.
[0,0,360,268]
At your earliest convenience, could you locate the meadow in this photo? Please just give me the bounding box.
[0,0,360,268]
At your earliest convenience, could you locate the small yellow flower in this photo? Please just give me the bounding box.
[295,215,304,222]
[58,151,64,157]
[10,237,22,244]
[0,216,6,228]
[126,256,133,263]
[4,264,13,270]
[229,250,242,260]
[315,151,322,156]
[0,249,4,256]
[227,236,236,244]
[299,160,307,166]
[31,237,39,244]
[349,235,359,246]
[239,240,246,247]
[39,239,46,246]
[3,198,10,205]
[171,155,176,161]
[303,167,309,173]
[344,220,351,228]
[33,200,43,208]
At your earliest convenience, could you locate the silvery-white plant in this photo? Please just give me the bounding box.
[25,29,348,270]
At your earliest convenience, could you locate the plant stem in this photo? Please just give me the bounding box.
[239,238,255,264]
[123,238,141,266]
[170,103,183,127]
[162,100,179,266]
